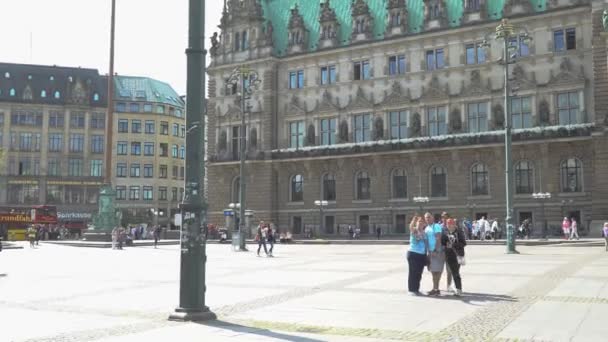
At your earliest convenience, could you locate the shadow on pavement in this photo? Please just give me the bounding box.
[198,320,326,342]
[0,273,7,277]
[432,292,518,306]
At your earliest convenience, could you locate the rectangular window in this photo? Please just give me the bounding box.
[353,60,371,80]
[232,126,241,160]
[116,186,127,200]
[10,110,43,126]
[289,70,305,89]
[427,107,447,136]
[69,134,84,153]
[49,111,65,128]
[48,134,63,152]
[116,163,127,177]
[172,165,178,179]
[289,121,305,148]
[156,105,165,114]
[172,144,179,158]
[353,114,371,143]
[68,159,83,176]
[143,186,153,201]
[129,186,140,200]
[320,118,336,146]
[90,113,105,129]
[129,103,140,113]
[554,28,576,52]
[131,120,142,133]
[159,187,168,201]
[144,142,154,156]
[179,166,185,180]
[130,163,141,178]
[181,125,186,138]
[117,141,128,155]
[90,160,103,177]
[160,121,169,135]
[390,111,408,139]
[511,97,533,129]
[510,35,530,57]
[19,132,32,151]
[465,43,486,65]
[160,165,168,178]
[388,55,406,75]
[173,123,180,136]
[144,164,153,178]
[426,48,445,70]
[557,92,579,125]
[172,187,178,201]
[145,120,155,134]
[48,159,60,176]
[320,65,337,85]
[467,103,488,133]
[116,103,126,112]
[118,119,129,133]
[70,112,85,128]
[90,135,104,154]
[180,146,185,159]
[144,104,153,112]
[131,142,141,155]
[160,143,169,157]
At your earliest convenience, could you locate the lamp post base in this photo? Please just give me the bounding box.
[231,231,249,252]
[505,250,521,255]
[169,307,216,322]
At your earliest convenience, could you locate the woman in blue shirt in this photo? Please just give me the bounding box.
[407,215,427,295]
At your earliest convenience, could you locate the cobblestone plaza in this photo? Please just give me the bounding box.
[1,243,607,341]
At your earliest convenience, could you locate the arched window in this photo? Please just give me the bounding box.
[515,161,534,194]
[471,163,489,196]
[231,177,240,204]
[9,88,16,97]
[392,169,407,199]
[41,90,47,98]
[241,30,248,49]
[561,158,583,193]
[356,171,371,200]
[4,72,10,79]
[93,93,100,102]
[290,174,304,202]
[234,32,241,51]
[54,91,61,99]
[430,166,447,198]
[322,173,336,201]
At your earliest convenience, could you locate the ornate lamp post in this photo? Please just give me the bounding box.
[490,19,532,254]
[226,67,260,251]
[532,192,551,239]
[413,196,430,214]
[314,200,329,237]
[169,0,215,322]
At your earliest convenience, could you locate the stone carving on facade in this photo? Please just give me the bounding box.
[218,130,228,152]
[351,0,374,42]
[492,104,504,129]
[503,0,533,17]
[210,32,220,56]
[603,10,608,32]
[22,85,33,101]
[461,70,491,97]
[314,90,340,113]
[264,21,274,46]
[462,0,486,24]
[306,124,316,146]
[338,119,349,143]
[288,4,308,54]
[410,112,422,137]
[345,87,374,111]
[420,76,449,101]
[381,81,411,107]
[538,99,551,126]
[224,105,243,120]
[373,116,384,140]
[286,95,307,115]
[548,58,586,87]
[511,65,537,91]
[385,0,408,37]
[424,0,448,30]
[69,80,88,105]
[319,0,340,49]
[449,108,462,133]
[218,0,266,57]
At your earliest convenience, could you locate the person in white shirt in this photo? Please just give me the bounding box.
[491,219,499,241]
[569,218,580,240]
[478,217,490,241]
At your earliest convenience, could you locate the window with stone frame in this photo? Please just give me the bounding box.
[465,42,486,65]
[553,28,576,53]
[515,161,534,194]
[355,171,371,200]
[509,35,530,57]
[289,121,305,148]
[467,102,488,133]
[557,91,579,125]
[129,186,140,200]
[353,114,371,143]
[427,106,447,136]
[471,163,489,196]
[116,186,127,200]
[290,174,304,202]
[353,60,371,81]
[388,55,406,75]
[392,169,407,199]
[289,70,305,89]
[130,163,141,178]
[426,48,445,71]
[320,65,336,85]
[511,97,533,129]
[320,118,337,145]
[560,158,583,193]
[322,174,336,201]
[116,163,127,178]
[389,111,408,139]
[430,166,447,198]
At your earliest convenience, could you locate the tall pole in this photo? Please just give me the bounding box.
[238,72,247,250]
[169,0,216,322]
[105,0,116,184]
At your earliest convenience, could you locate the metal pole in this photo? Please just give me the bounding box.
[319,204,323,236]
[238,71,247,251]
[105,0,115,183]
[169,0,215,322]
[503,36,517,254]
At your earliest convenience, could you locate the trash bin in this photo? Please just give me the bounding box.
[231,231,240,251]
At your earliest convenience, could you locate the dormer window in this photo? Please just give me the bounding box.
[4,72,10,79]
[391,13,401,27]
[93,93,100,101]
[318,0,339,48]
[351,0,373,41]
[386,0,407,36]
[27,75,33,80]
[50,76,55,81]
[354,19,366,34]
[54,91,61,99]
[41,90,47,98]
[9,88,16,96]
[424,0,447,29]
[235,32,240,51]
[287,4,308,54]
[431,5,440,19]
[466,0,481,11]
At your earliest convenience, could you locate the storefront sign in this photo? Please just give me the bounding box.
[48,181,103,186]
[8,180,38,185]
[57,212,93,220]
[0,214,32,223]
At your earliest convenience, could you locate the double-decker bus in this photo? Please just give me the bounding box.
[0,205,58,241]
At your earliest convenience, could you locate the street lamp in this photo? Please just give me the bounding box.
[226,67,260,251]
[532,192,551,239]
[314,200,329,237]
[488,19,532,254]
[413,196,430,214]
[228,202,241,239]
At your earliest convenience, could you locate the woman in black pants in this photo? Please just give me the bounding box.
[407,216,427,295]
[441,218,467,296]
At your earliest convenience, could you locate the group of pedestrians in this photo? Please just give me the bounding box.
[111,225,162,249]
[256,221,276,257]
[407,212,467,297]
[562,217,580,240]
[461,217,501,241]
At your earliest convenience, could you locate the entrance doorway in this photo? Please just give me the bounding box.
[395,214,407,234]
[475,212,488,220]
[518,211,533,227]
[324,216,335,234]
[292,216,302,234]
[359,215,370,234]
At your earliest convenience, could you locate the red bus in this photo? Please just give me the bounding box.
[0,205,58,241]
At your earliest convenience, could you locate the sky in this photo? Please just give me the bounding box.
[0,0,225,95]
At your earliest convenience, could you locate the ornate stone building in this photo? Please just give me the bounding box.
[207,0,608,237]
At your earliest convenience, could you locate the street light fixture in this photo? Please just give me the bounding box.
[532,192,551,239]
[226,67,261,251]
[413,196,430,214]
[314,200,329,237]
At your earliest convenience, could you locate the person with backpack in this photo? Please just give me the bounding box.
[441,218,467,297]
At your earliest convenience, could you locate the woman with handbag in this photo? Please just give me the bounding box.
[441,218,467,297]
[407,215,427,295]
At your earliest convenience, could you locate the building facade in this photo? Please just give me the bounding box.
[207,0,608,237]
[111,76,185,228]
[0,63,108,229]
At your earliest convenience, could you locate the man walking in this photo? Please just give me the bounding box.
[153,226,161,248]
[570,218,580,240]
[256,221,268,257]
[376,226,381,240]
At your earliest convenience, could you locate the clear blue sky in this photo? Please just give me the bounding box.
[0,0,225,95]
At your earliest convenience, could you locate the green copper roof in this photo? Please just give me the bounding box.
[114,76,184,108]
[261,0,547,56]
